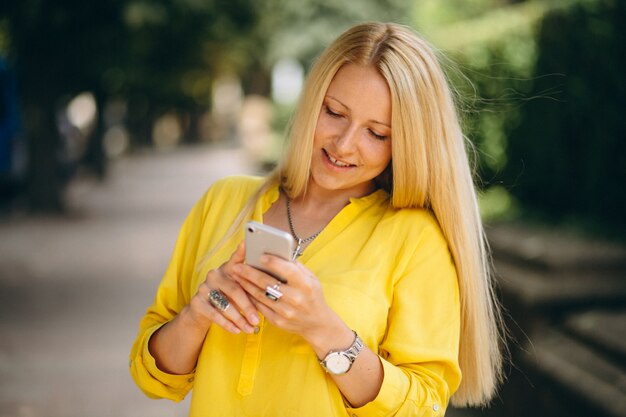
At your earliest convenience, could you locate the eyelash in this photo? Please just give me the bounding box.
[324,105,389,141]
[368,130,388,141]
[324,105,342,118]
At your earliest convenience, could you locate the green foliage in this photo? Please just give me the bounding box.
[427,1,548,188]
[120,0,259,108]
[421,0,626,236]
[503,0,626,236]
[1,0,261,115]
[414,0,514,33]
[257,0,412,66]
[0,19,10,55]
[479,184,520,221]
[0,0,261,209]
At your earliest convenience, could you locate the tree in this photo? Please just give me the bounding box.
[0,0,260,211]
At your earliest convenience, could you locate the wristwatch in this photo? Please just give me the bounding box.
[319,331,364,375]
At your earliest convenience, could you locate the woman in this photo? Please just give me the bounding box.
[130,22,503,416]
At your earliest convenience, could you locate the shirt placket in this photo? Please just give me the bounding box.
[236,315,265,396]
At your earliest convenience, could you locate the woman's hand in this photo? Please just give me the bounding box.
[186,242,260,335]
[231,253,385,407]
[149,243,260,374]
[231,254,350,353]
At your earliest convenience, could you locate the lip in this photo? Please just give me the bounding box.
[322,149,355,170]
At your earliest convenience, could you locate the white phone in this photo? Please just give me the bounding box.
[244,221,295,278]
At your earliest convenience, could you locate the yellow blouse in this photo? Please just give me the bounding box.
[130,176,461,417]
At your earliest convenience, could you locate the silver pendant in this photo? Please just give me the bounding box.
[292,239,304,260]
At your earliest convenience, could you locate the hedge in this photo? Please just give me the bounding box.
[428,0,626,237]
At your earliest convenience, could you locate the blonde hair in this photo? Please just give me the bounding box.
[224,22,503,407]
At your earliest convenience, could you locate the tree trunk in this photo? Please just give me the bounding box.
[83,92,107,180]
[23,98,64,212]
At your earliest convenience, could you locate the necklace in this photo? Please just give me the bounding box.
[286,196,324,259]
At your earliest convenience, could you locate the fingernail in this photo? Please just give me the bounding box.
[249,314,260,325]
[244,325,255,334]
[231,327,241,334]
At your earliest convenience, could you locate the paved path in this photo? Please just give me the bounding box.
[0,143,476,417]
[0,144,259,417]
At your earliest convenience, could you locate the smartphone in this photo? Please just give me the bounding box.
[245,221,295,278]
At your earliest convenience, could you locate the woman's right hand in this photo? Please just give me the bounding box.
[149,242,259,375]
[185,242,260,335]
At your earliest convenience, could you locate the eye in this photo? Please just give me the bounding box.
[324,105,342,118]
[368,129,388,141]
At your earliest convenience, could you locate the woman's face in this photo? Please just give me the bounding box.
[309,64,392,198]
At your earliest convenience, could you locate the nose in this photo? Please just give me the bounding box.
[335,123,359,154]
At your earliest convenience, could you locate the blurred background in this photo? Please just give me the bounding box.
[0,0,625,416]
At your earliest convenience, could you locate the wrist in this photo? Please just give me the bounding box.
[179,305,212,334]
[303,314,355,360]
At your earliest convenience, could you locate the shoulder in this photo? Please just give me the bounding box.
[381,208,458,291]
[189,175,265,220]
[385,206,446,242]
[383,206,452,265]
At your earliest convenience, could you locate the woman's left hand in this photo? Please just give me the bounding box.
[231,254,345,349]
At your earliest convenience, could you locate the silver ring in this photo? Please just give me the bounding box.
[208,289,230,312]
[265,282,283,301]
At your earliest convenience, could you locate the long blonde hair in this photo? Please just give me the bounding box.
[227,22,503,406]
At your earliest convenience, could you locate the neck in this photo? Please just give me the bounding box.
[276,180,378,257]
[294,179,376,212]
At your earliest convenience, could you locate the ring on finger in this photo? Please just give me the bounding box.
[265,282,283,301]
[208,289,230,312]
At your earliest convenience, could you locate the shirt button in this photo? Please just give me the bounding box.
[433,404,440,412]
[187,377,194,383]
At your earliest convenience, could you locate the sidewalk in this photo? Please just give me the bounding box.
[0,144,259,417]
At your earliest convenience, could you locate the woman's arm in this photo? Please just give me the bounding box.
[148,244,260,374]
[129,181,261,400]
[147,304,213,375]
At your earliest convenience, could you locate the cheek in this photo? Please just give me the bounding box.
[315,114,345,140]
[367,142,392,168]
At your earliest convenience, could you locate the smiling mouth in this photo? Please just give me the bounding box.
[324,149,355,168]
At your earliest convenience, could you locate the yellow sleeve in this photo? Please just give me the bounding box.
[128,190,210,401]
[347,222,462,417]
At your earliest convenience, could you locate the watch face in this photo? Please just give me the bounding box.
[325,353,351,375]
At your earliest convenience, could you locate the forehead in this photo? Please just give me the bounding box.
[325,64,391,124]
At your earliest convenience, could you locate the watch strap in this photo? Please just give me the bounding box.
[343,331,363,362]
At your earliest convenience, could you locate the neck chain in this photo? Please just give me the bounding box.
[286,196,324,259]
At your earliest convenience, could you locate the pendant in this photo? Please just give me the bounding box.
[292,239,304,260]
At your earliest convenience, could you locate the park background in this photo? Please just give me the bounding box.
[0,0,625,416]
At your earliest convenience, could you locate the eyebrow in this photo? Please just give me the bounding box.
[326,95,391,129]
